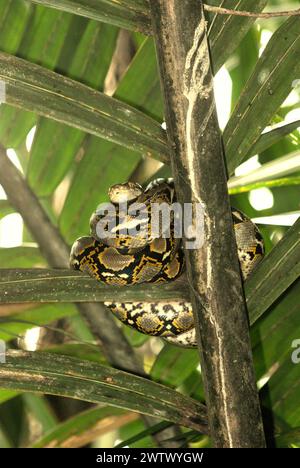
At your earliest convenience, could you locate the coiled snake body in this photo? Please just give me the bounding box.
[70,178,264,347]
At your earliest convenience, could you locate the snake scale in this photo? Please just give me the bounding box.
[70,178,264,347]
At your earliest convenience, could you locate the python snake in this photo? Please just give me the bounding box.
[70,178,264,347]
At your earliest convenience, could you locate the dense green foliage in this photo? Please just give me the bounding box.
[0,0,299,448]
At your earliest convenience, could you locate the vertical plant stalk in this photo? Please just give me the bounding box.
[150,0,265,448]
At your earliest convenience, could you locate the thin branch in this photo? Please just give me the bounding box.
[203,4,300,18]
[0,350,208,433]
[228,176,300,194]
[150,0,266,448]
[27,0,152,34]
[0,269,188,303]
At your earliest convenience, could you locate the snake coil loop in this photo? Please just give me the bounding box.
[70,178,264,347]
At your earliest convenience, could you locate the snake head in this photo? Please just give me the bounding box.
[108,182,143,204]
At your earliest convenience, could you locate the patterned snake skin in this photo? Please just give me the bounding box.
[70,179,264,347]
